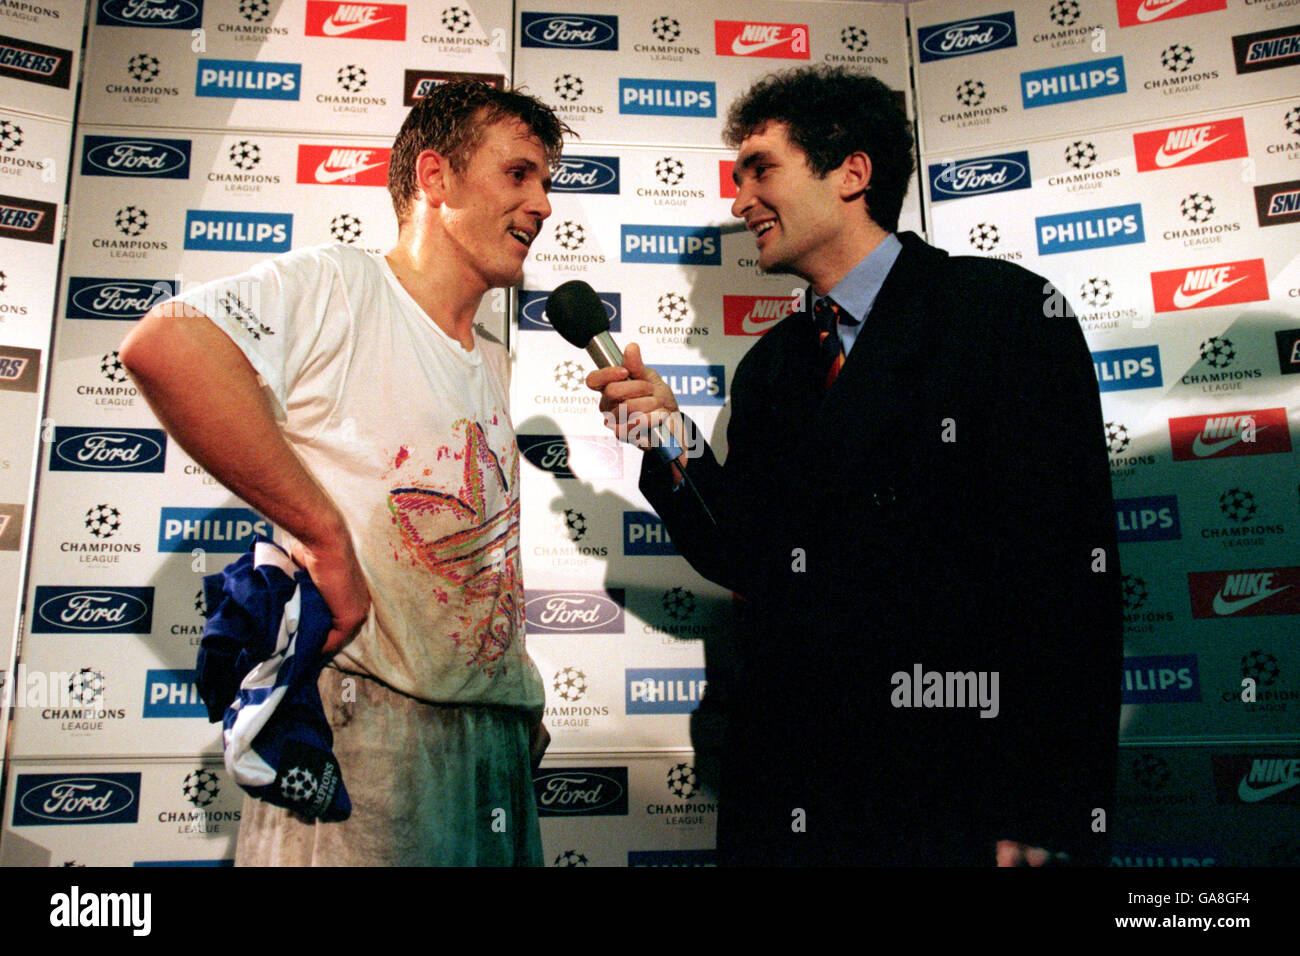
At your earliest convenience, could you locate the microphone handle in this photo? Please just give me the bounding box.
[585,331,684,465]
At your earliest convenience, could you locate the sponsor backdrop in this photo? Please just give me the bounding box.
[0,0,87,820]
[913,0,1300,867]
[2,0,1297,867]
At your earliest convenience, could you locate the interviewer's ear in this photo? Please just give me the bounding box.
[837,151,872,201]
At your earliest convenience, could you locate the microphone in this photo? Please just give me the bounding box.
[545,280,685,465]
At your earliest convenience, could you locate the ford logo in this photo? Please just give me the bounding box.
[552,158,619,192]
[524,15,616,47]
[520,294,618,328]
[534,771,625,812]
[19,778,137,822]
[99,0,201,26]
[70,280,169,318]
[524,591,622,631]
[38,589,151,631]
[921,18,1014,58]
[933,158,1028,196]
[55,431,164,469]
[85,140,189,176]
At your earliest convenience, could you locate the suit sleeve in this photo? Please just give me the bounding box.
[638,357,768,599]
[981,272,1122,863]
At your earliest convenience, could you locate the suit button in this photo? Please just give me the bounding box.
[872,486,897,508]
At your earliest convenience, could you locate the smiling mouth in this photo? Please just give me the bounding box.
[750,220,775,243]
[508,228,534,249]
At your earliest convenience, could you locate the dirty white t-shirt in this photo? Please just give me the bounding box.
[173,243,542,712]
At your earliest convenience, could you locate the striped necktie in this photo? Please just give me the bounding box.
[814,296,854,391]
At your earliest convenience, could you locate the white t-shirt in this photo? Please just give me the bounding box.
[173,243,543,712]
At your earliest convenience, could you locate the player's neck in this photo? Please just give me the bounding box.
[386,230,483,351]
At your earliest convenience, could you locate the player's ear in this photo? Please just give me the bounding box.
[415,149,450,209]
[838,150,872,201]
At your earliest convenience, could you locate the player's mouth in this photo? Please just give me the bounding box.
[749,217,776,247]
[508,227,535,250]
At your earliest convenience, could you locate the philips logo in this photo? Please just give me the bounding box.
[533,767,628,816]
[1037,203,1144,254]
[1123,655,1200,703]
[97,0,204,29]
[656,365,724,405]
[66,277,171,321]
[12,774,141,826]
[626,667,707,714]
[916,12,1017,61]
[1021,56,1127,108]
[622,225,720,265]
[523,589,625,634]
[619,78,715,117]
[521,13,618,50]
[928,151,1030,201]
[551,156,620,194]
[158,507,270,552]
[32,586,154,634]
[196,59,300,99]
[143,669,206,718]
[1093,346,1162,392]
[624,511,676,555]
[184,211,291,252]
[1116,496,1182,542]
[49,427,167,472]
[518,290,619,332]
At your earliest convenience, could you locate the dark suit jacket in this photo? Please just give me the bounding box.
[641,232,1122,866]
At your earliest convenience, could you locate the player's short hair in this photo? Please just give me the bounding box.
[723,66,915,233]
[388,81,570,224]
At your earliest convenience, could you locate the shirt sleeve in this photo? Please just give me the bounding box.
[166,246,346,424]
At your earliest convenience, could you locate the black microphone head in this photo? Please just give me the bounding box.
[546,280,609,347]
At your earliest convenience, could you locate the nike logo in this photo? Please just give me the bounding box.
[1171,275,1246,309]
[1191,423,1270,457]
[1237,776,1300,802]
[1154,133,1227,167]
[731,35,793,55]
[741,312,782,334]
[321,14,389,36]
[315,159,387,183]
[1212,584,1290,615]
[1136,0,1196,23]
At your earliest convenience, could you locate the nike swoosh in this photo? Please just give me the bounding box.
[321,15,389,36]
[741,313,781,334]
[1212,585,1290,615]
[1154,133,1227,168]
[315,160,387,183]
[1172,275,1246,309]
[1136,0,1195,22]
[1237,776,1300,802]
[731,35,793,55]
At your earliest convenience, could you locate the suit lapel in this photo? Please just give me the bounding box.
[815,233,948,457]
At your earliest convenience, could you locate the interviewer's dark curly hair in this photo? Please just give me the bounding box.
[388,80,571,225]
[723,66,915,232]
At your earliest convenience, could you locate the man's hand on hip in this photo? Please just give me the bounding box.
[290,528,371,655]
